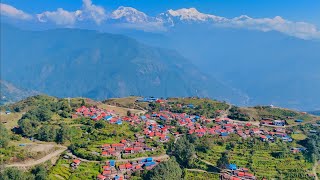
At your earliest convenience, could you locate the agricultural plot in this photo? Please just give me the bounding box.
[48,158,100,180]
[197,139,313,179]
[184,170,219,180]
[48,159,72,180]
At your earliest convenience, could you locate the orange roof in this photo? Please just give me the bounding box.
[103,166,110,170]
[125,163,132,168]
[97,174,106,180]
[102,170,111,175]
[245,173,254,177]
[73,159,81,164]
[111,143,125,147]
[238,172,245,176]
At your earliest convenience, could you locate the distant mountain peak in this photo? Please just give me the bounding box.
[232,15,252,21]
[159,8,227,26]
[111,6,150,23]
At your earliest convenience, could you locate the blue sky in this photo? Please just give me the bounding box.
[2,0,320,26]
[1,0,320,40]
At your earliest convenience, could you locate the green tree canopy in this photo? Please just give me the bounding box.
[0,123,10,148]
[144,157,182,180]
[0,168,34,180]
[172,135,196,167]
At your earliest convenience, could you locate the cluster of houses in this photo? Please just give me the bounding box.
[144,109,296,143]
[260,119,286,126]
[101,139,153,158]
[220,164,256,180]
[74,106,119,121]
[97,158,158,180]
[143,120,170,142]
[74,106,150,126]
[149,111,294,143]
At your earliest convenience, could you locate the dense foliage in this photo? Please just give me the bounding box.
[150,98,229,118]
[0,123,10,148]
[169,136,196,167]
[228,106,251,121]
[14,95,82,143]
[144,157,182,180]
[0,165,47,180]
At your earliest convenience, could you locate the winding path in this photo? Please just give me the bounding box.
[67,152,169,163]
[5,146,67,168]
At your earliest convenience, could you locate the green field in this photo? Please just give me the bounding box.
[197,137,313,179]
[48,159,100,180]
[184,170,220,180]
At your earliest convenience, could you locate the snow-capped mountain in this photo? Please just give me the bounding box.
[110,7,228,26]
[165,8,226,22]
[111,6,156,24]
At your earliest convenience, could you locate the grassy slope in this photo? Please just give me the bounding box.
[231,105,316,123]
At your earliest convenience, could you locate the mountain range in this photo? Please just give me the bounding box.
[0,23,246,104]
[1,4,320,110]
[0,80,39,105]
[125,26,320,110]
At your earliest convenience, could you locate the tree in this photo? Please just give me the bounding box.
[127,110,132,117]
[217,152,230,169]
[80,99,86,106]
[144,157,182,180]
[0,167,34,180]
[31,165,47,180]
[196,136,212,153]
[18,119,37,137]
[37,125,57,142]
[36,107,53,121]
[0,124,10,148]
[56,125,71,144]
[172,136,195,167]
[94,121,106,129]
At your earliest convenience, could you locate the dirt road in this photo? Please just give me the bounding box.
[116,154,169,163]
[5,146,67,168]
[67,152,169,163]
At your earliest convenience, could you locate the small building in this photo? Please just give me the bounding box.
[187,104,194,108]
[71,159,81,168]
[273,120,285,126]
[109,160,115,167]
[228,164,237,170]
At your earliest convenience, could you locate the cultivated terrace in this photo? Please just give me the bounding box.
[1,95,320,180]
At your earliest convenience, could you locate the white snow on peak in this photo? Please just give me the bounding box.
[111,6,149,23]
[166,8,227,22]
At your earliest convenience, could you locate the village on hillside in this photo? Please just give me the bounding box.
[1,96,319,180]
[67,97,315,180]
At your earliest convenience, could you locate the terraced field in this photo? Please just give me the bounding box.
[197,139,314,179]
[48,159,72,180]
[184,170,220,180]
[48,159,100,180]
